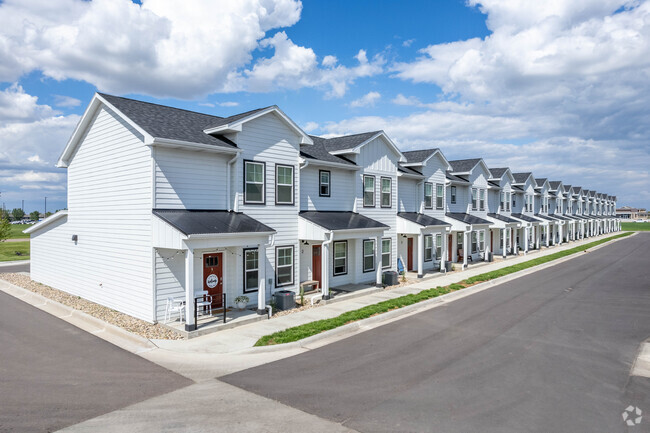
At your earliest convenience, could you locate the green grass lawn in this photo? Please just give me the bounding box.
[255,232,633,346]
[621,222,650,231]
[0,241,30,261]
[6,223,32,239]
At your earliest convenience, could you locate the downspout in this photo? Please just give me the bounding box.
[321,231,335,300]
[264,233,276,318]
[227,153,239,212]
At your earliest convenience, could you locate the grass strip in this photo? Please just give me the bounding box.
[0,241,30,261]
[621,222,650,232]
[255,232,632,346]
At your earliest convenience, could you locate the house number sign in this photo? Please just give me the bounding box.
[206,274,218,288]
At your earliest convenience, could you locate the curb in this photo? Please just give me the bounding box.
[0,279,156,354]
[0,259,30,268]
[239,233,634,354]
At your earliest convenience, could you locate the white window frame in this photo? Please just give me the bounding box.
[363,175,375,207]
[436,183,444,210]
[363,239,375,273]
[424,235,433,262]
[479,230,485,252]
[380,177,392,208]
[424,182,433,209]
[382,238,391,269]
[435,233,442,260]
[471,188,478,211]
[471,231,478,253]
[243,248,259,293]
[275,164,294,205]
[333,241,348,276]
[479,189,485,211]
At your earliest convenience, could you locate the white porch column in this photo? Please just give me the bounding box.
[184,248,195,331]
[501,228,506,259]
[375,234,383,287]
[440,229,446,272]
[463,231,469,269]
[559,224,563,245]
[321,236,332,300]
[523,226,529,255]
[512,228,518,254]
[257,244,266,314]
[546,225,550,247]
[535,226,540,250]
[484,229,490,261]
[417,232,424,278]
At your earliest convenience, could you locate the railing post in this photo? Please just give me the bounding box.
[193,297,198,331]
[223,293,227,323]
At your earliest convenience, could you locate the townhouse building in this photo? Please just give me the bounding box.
[25,94,619,326]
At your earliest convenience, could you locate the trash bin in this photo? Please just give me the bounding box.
[445,262,453,272]
[383,271,399,286]
[274,290,295,311]
[487,252,493,262]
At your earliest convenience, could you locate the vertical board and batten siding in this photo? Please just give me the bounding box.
[420,156,448,219]
[31,106,154,321]
[300,166,356,211]
[398,177,418,212]
[235,113,301,295]
[354,136,398,275]
[154,147,229,209]
[467,168,489,219]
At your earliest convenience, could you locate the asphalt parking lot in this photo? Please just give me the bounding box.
[223,233,650,433]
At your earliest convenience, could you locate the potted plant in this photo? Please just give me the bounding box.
[234,295,249,310]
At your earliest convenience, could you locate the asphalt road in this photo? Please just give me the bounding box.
[223,233,650,433]
[0,291,192,432]
[0,261,30,273]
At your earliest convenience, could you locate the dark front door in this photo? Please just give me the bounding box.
[203,252,223,309]
[312,245,322,289]
[448,234,453,261]
[407,238,414,271]
[490,230,494,252]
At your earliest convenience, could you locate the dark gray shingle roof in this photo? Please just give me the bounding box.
[449,158,482,173]
[398,212,449,227]
[402,148,440,164]
[300,136,356,166]
[489,167,508,179]
[446,213,492,225]
[512,172,532,184]
[299,211,388,231]
[446,172,470,183]
[203,106,271,130]
[487,213,519,223]
[313,131,380,152]
[535,178,547,187]
[549,181,562,190]
[99,93,237,149]
[153,209,274,235]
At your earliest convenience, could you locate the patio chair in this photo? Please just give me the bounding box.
[195,290,213,317]
[164,297,184,323]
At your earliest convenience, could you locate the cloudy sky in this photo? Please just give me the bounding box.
[0,0,649,212]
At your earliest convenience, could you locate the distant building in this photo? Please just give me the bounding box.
[616,206,647,220]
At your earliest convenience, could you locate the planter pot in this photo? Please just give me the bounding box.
[236,301,247,310]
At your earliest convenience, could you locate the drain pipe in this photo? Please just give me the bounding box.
[227,153,239,212]
[264,233,276,317]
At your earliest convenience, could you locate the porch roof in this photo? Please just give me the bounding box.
[446,212,492,226]
[511,213,542,224]
[299,211,388,231]
[534,214,557,222]
[487,213,520,224]
[153,209,275,236]
[397,212,450,227]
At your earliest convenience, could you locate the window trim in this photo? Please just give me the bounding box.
[363,175,376,208]
[435,233,442,260]
[451,186,457,204]
[275,245,295,287]
[424,182,433,209]
[362,239,375,273]
[319,170,331,197]
[479,230,485,252]
[479,188,485,211]
[275,164,295,206]
[436,183,444,210]
[243,160,266,205]
[471,188,478,211]
[243,247,259,293]
[380,177,392,208]
[424,234,433,262]
[333,240,348,276]
[381,238,391,269]
[471,231,478,254]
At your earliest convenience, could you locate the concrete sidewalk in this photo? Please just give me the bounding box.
[152,232,626,355]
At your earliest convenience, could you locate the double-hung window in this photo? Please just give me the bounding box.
[471,188,478,211]
[424,182,433,209]
[479,231,485,252]
[276,164,294,205]
[243,248,259,292]
[319,170,330,197]
[381,177,392,208]
[333,241,347,275]
[382,238,391,269]
[451,186,457,204]
[363,175,375,207]
[244,161,265,204]
[479,189,485,211]
[512,195,516,208]
[435,233,442,260]
[436,183,444,209]
[507,192,511,211]
[424,235,433,262]
[500,191,505,211]
[471,231,478,253]
[275,246,294,287]
[363,239,375,273]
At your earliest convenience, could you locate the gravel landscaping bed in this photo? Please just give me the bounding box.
[0,273,183,340]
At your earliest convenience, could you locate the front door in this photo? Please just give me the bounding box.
[490,230,494,251]
[203,252,223,309]
[448,234,453,261]
[407,238,414,271]
[312,245,322,289]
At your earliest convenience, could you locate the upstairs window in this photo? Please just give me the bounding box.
[451,186,457,204]
[507,192,511,212]
[479,189,485,211]
[363,239,375,272]
[381,177,392,208]
[500,191,505,211]
[424,235,433,261]
[424,182,433,209]
[363,175,375,207]
[512,195,516,208]
[276,164,294,205]
[319,170,330,197]
[244,161,265,204]
[471,188,478,211]
[436,183,444,209]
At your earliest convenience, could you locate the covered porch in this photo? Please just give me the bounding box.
[152,209,276,332]
[396,212,450,277]
[485,213,520,258]
[445,213,494,269]
[510,213,542,253]
[299,211,389,301]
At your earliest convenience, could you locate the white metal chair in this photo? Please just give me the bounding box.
[195,290,213,317]
[164,297,185,323]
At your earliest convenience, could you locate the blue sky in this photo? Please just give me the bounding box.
[0,0,648,213]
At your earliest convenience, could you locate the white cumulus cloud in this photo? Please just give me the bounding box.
[349,91,381,108]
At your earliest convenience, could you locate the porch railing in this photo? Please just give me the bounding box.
[193,293,226,331]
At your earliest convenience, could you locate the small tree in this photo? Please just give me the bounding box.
[30,211,40,221]
[0,216,10,242]
[45,212,52,218]
[12,208,25,221]
[0,209,9,221]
